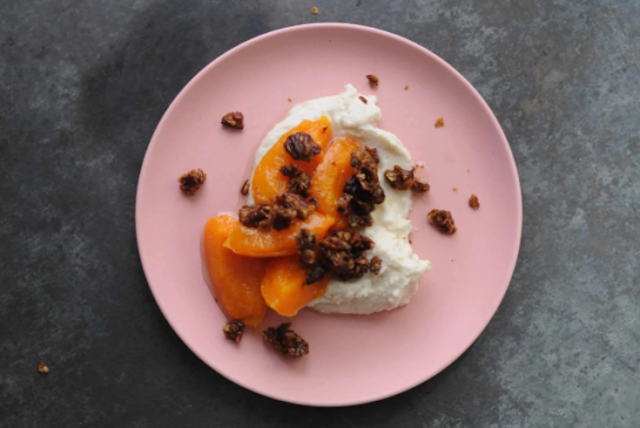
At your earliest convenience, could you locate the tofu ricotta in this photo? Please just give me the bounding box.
[248,84,430,314]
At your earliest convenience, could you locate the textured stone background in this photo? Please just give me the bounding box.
[1,0,639,426]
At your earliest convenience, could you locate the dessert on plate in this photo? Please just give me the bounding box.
[202,84,431,355]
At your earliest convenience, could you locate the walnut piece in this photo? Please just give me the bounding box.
[223,320,245,343]
[263,323,309,358]
[280,164,311,197]
[178,168,206,196]
[366,74,379,88]
[337,146,385,227]
[221,111,244,129]
[240,179,250,196]
[434,117,444,128]
[296,228,318,268]
[359,95,368,104]
[369,256,382,274]
[469,194,480,210]
[284,132,321,162]
[38,362,49,374]
[384,165,430,192]
[428,209,457,235]
[320,230,379,281]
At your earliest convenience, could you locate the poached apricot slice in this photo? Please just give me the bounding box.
[261,255,330,317]
[223,212,335,258]
[203,215,268,329]
[252,117,332,204]
[309,136,361,230]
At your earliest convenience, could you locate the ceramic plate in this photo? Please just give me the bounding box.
[136,23,522,406]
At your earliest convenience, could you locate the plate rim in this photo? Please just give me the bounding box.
[135,22,523,407]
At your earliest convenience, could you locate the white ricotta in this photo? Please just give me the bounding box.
[248,84,430,314]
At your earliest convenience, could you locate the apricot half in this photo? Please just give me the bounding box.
[261,255,330,317]
[309,136,360,230]
[223,212,335,258]
[251,117,332,204]
[203,215,268,329]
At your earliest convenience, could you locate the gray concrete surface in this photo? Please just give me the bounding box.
[1,0,639,426]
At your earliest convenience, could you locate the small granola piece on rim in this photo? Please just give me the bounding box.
[284,132,321,162]
[404,85,409,90]
[38,362,49,374]
[221,111,244,129]
[280,164,312,197]
[223,320,245,343]
[434,117,444,128]
[469,194,480,210]
[384,165,430,192]
[178,168,206,196]
[311,6,319,14]
[263,323,309,358]
[427,209,457,235]
[366,74,379,88]
[240,179,250,196]
[359,95,368,104]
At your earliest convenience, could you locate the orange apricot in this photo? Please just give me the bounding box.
[309,136,361,230]
[203,215,268,329]
[261,255,330,317]
[223,212,335,258]
[252,117,332,204]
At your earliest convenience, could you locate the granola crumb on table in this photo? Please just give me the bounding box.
[38,362,49,374]
[178,168,206,196]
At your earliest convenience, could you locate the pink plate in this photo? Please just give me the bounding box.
[136,23,522,406]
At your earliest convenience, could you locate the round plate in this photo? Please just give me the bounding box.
[136,23,522,406]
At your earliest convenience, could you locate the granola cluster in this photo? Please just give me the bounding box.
[337,146,385,227]
[320,230,379,280]
[427,209,457,235]
[280,164,311,197]
[223,320,245,343]
[238,193,317,232]
[263,323,309,358]
[383,165,430,192]
[469,194,480,210]
[178,168,206,196]
[221,111,244,129]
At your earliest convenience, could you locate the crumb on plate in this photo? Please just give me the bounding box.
[263,323,309,358]
[427,209,457,235]
[178,168,206,196]
[469,194,480,210]
[223,320,245,343]
[241,179,250,196]
[366,74,379,88]
[434,117,444,128]
[221,111,244,129]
